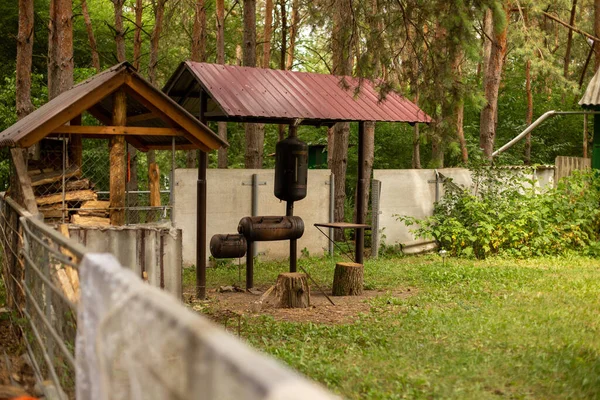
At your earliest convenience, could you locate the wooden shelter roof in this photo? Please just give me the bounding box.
[163,61,432,126]
[0,62,227,152]
[580,67,600,109]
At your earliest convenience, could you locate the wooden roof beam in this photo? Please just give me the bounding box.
[51,125,186,136]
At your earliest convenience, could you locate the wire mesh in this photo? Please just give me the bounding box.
[30,137,176,226]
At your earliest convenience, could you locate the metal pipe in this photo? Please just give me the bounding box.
[371,179,380,259]
[355,122,365,265]
[196,92,208,300]
[171,136,176,224]
[493,111,600,157]
[329,173,334,257]
[287,201,297,272]
[251,174,258,257]
[246,241,254,289]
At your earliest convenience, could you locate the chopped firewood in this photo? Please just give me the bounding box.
[64,178,91,191]
[78,200,110,217]
[36,190,97,206]
[57,224,80,301]
[27,167,54,176]
[70,214,110,226]
[39,204,66,219]
[30,165,81,187]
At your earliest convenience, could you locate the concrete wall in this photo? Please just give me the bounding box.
[373,167,555,253]
[173,169,331,265]
[67,225,182,299]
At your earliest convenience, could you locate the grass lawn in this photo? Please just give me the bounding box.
[185,253,600,399]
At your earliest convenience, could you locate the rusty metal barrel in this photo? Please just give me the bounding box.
[237,216,304,242]
[209,234,247,259]
[274,136,308,202]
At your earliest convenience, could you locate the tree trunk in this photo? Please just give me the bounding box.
[17,0,34,120]
[262,0,273,67]
[133,0,143,70]
[216,0,228,168]
[454,52,468,164]
[191,0,206,62]
[479,4,508,160]
[48,0,73,100]
[412,123,421,169]
[149,0,167,84]
[244,0,262,169]
[354,122,374,224]
[113,0,126,62]
[286,0,299,70]
[332,262,363,296]
[81,0,100,72]
[275,272,310,308]
[279,0,287,70]
[564,0,578,78]
[330,0,353,237]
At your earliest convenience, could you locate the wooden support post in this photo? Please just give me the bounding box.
[147,161,161,222]
[69,114,83,167]
[355,121,366,264]
[196,92,208,299]
[276,272,310,308]
[9,148,38,214]
[332,262,364,296]
[109,90,127,225]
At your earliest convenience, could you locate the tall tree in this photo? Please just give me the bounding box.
[133,0,143,70]
[564,0,578,78]
[16,0,34,120]
[188,0,207,168]
[48,0,73,100]
[263,0,273,68]
[81,0,100,72]
[113,0,126,63]
[454,52,468,164]
[330,0,354,229]
[479,3,509,160]
[149,0,167,84]
[285,0,299,70]
[596,0,600,70]
[216,0,228,168]
[244,0,263,168]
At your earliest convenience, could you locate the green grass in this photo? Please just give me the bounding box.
[185,253,600,399]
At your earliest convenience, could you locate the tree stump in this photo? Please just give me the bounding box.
[276,272,310,308]
[332,262,364,296]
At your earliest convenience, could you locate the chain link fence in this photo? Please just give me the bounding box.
[29,137,179,226]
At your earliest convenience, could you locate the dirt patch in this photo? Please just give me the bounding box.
[189,285,415,325]
[0,314,37,396]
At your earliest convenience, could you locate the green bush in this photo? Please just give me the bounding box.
[398,168,600,259]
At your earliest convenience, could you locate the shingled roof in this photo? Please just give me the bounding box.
[163,62,431,125]
[0,62,227,151]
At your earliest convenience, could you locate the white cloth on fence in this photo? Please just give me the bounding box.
[76,253,338,400]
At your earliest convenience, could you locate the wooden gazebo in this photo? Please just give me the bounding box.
[163,61,431,298]
[0,62,227,226]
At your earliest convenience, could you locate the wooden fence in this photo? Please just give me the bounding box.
[555,156,591,182]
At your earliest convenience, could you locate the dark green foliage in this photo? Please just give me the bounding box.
[399,169,600,259]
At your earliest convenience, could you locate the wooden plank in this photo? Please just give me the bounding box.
[51,125,186,136]
[10,148,38,214]
[40,204,65,219]
[110,90,127,226]
[36,189,97,206]
[71,214,110,226]
[28,167,54,176]
[127,112,158,123]
[123,75,221,151]
[30,165,81,187]
[79,200,109,217]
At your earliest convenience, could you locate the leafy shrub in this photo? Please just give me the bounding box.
[398,168,600,259]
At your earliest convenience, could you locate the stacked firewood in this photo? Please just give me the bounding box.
[28,165,110,226]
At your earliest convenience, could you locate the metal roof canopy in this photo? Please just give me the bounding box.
[163,61,432,126]
[0,62,227,152]
[580,66,600,109]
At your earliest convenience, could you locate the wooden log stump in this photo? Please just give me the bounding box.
[332,262,364,296]
[275,272,310,308]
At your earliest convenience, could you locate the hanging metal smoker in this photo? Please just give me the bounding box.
[210,124,309,289]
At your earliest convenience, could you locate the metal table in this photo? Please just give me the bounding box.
[314,222,371,263]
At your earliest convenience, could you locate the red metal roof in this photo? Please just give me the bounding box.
[165,62,431,124]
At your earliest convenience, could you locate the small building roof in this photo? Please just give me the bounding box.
[0,62,227,152]
[163,62,431,125]
[580,67,600,109]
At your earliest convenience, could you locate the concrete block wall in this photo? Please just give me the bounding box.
[67,225,182,299]
[373,167,555,253]
[173,169,331,266]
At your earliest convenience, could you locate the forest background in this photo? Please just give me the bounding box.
[1,0,599,223]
